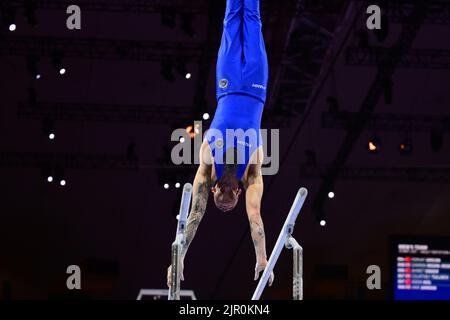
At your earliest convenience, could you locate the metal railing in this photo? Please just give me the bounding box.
[252,187,308,300]
[168,183,193,300]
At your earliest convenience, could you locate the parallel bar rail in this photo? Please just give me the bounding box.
[168,183,192,300]
[252,187,308,300]
[286,236,303,300]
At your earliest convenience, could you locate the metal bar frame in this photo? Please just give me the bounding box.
[251,187,308,300]
[137,289,196,300]
[168,183,192,300]
[286,236,303,300]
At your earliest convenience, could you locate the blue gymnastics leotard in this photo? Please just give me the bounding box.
[206,0,268,181]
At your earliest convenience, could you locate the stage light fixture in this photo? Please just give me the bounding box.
[399,137,413,156]
[27,55,41,80]
[42,119,55,140]
[368,136,381,154]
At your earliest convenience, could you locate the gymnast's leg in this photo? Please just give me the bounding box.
[220,0,243,58]
[242,0,268,100]
[243,0,266,58]
[216,0,244,98]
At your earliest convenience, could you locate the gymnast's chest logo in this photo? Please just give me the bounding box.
[215,138,224,149]
[219,79,229,89]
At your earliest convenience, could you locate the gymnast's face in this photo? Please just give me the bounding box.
[211,175,242,212]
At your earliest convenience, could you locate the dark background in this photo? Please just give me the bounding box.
[1,0,449,300]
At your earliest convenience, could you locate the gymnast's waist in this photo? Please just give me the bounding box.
[212,93,264,129]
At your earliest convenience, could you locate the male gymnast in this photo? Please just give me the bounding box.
[168,0,274,288]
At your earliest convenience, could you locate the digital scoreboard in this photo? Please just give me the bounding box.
[392,236,450,300]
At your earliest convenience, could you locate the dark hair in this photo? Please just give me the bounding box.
[214,170,240,212]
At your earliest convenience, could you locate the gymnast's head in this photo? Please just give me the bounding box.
[211,172,242,212]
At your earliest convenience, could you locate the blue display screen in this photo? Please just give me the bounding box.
[392,237,450,300]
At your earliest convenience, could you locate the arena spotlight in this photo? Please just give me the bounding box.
[3,5,17,31]
[328,192,335,199]
[51,51,66,75]
[55,167,66,187]
[176,59,190,80]
[42,119,55,140]
[164,183,170,189]
[179,137,185,143]
[186,124,201,139]
[367,136,381,154]
[202,113,210,121]
[186,125,194,138]
[399,136,413,156]
[27,55,41,80]
[320,220,326,227]
[175,182,181,189]
[42,165,54,183]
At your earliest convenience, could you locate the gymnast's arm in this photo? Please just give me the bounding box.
[245,150,274,285]
[181,154,212,261]
[167,142,212,287]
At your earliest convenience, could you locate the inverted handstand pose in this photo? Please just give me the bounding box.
[168,0,274,288]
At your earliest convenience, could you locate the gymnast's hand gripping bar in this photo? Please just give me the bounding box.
[251,187,308,300]
[168,183,193,300]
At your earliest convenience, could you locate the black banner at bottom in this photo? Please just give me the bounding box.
[0,300,448,319]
